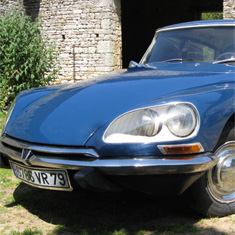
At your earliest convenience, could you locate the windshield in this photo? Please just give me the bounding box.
[142,26,235,65]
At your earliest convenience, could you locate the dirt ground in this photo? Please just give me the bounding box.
[0,171,235,235]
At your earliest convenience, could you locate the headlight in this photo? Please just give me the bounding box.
[166,104,197,137]
[104,109,162,138]
[103,102,199,143]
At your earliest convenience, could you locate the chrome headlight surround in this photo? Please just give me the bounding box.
[103,102,200,144]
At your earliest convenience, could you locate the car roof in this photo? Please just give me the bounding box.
[157,20,235,33]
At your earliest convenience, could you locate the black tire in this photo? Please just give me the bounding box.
[189,121,235,217]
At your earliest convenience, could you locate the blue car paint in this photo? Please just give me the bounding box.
[87,84,235,157]
[4,62,234,157]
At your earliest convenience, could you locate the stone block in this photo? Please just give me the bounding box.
[97,41,114,53]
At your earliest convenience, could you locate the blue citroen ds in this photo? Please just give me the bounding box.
[0,20,234,217]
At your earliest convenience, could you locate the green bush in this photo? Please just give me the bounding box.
[201,12,223,20]
[0,10,59,110]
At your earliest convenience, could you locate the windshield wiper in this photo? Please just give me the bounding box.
[165,58,183,62]
[165,58,200,62]
[213,58,235,64]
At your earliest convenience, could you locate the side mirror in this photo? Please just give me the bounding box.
[128,60,142,68]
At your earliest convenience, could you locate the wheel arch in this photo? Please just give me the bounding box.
[213,113,235,151]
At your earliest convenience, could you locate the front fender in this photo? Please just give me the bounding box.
[86,82,234,157]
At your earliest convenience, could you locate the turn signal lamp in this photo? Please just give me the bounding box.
[158,143,204,155]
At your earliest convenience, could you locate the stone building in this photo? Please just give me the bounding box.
[0,0,234,83]
[224,0,235,19]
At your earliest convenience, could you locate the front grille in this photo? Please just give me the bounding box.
[0,135,100,167]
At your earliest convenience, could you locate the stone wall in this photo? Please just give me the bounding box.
[0,0,122,83]
[0,0,19,13]
[38,0,122,83]
[224,0,235,19]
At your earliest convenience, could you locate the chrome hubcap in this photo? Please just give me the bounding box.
[207,141,235,203]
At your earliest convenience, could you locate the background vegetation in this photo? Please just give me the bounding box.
[201,12,223,20]
[0,10,59,111]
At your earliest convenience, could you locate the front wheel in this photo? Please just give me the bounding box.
[189,123,235,217]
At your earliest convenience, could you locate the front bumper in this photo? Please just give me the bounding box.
[0,135,218,175]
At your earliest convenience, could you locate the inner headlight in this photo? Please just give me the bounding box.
[103,102,199,143]
[166,104,197,137]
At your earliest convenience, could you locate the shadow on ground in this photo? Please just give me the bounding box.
[11,182,225,234]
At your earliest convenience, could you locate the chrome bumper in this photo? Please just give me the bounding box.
[0,136,218,175]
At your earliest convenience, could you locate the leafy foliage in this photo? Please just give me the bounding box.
[0,10,59,110]
[0,112,7,133]
[201,12,223,20]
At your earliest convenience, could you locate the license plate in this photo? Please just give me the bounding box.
[10,161,72,191]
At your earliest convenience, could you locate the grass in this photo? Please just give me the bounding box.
[0,169,20,188]
[0,169,221,235]
[2,183,233,235]
[8,228,43,235]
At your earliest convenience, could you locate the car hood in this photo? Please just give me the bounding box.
[4,62,234,146]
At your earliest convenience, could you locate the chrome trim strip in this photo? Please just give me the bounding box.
[0,136,100,158]
[32,153,218,175]
[0,139,218,175]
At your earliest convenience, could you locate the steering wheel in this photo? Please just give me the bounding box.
[216,52,235,61]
